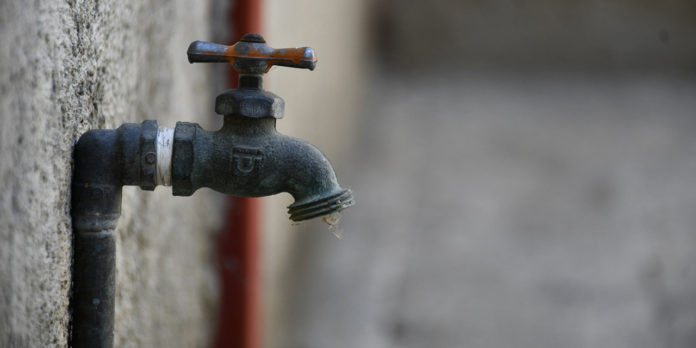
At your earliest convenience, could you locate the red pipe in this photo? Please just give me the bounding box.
[215,1,262,347]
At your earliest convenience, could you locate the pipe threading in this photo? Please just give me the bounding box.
[156,126,174,186]
[287,189,354,221]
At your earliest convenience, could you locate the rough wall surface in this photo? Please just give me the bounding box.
[0,0,222,346]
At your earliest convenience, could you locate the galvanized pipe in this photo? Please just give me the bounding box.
[70,121,158,347]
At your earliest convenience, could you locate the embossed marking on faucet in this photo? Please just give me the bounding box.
[232,147,263,175]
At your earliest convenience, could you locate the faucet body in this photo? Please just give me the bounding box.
[173,115,352,220]
[71,110,353,228]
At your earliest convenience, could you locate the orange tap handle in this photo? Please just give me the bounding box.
[187,34,317,74]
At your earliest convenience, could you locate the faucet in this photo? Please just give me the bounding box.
[70,34,353,347]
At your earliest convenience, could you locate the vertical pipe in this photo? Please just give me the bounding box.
[72,229,117,347]
[216,198,261,348]
[214,1,262,348]
[71,122,155,347]
[70,129,122,348]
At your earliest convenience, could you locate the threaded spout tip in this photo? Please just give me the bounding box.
[287,188,354,222]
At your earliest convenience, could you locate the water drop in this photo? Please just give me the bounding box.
[321,212,343,240]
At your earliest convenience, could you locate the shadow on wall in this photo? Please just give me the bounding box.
[276,1,696,348]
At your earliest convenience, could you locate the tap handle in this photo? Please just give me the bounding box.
[187,34,317,74]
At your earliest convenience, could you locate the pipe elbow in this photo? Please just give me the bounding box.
[72,121,158,231]
[281,137,354,221]
[73,129,119,184]
[72,129,122,231]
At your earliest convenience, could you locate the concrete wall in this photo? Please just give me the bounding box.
[0,0,223,346]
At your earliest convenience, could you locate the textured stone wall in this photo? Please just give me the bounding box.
[0,0,223,346]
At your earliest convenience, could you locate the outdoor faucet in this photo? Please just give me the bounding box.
[177,34,353,220]
[70,34,353,347]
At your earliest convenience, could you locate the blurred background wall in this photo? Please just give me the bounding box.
[0,0,222,346]
[375,0,696,72]
[263,1,696,348]
[261,0,368,347]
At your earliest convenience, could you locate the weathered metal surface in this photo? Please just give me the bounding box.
[139,120,158,190]
[70,120,176,347]
[215,87,285,119]
[170,115,353,221]
[179,34,353,219]
[186,34,317,74]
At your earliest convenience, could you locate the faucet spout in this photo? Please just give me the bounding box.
[170,115,353,221]
[280,134,354,221]
[178,34,354,219]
